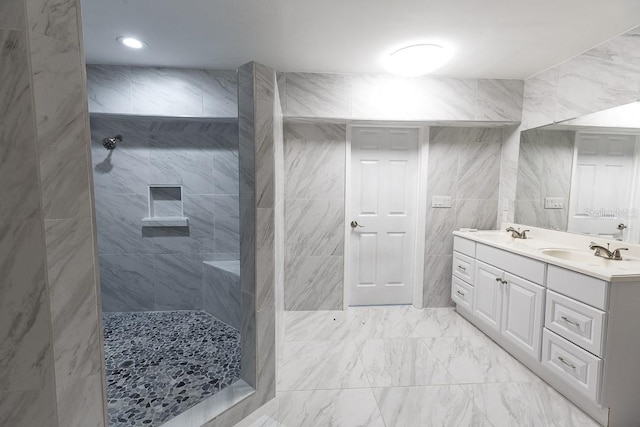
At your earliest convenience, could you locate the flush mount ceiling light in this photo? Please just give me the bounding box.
[117,36,146,49]
[384,44,451,77]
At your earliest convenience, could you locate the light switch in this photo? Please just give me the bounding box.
[544,197,564,209]
[432,196,452,208]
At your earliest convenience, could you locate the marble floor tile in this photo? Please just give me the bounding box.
[404,307,484,338]
[283,310,350,342]
[278,340,369,391]
[357,338,454,387]
[278,388,384,427]
[373,385,492,427]
[426,335,539,384]
[462,381,600,427]
[347,305,416,343]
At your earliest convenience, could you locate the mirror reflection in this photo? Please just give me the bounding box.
[515,101,640,242]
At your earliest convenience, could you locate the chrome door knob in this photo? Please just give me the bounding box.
[350,220,364,228]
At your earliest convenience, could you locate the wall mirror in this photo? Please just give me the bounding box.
[515,101,640,242]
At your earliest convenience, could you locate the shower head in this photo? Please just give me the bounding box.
[102,135,122,150]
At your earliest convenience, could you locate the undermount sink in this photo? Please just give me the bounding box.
[539,248,598,264]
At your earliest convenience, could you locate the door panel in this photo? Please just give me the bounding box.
[502,273,545,359]
[350,127,418,306]
[472,261,503,332]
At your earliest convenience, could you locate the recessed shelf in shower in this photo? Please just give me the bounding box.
[141,185,189,227]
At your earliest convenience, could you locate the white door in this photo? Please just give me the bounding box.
[473,261,503,332]
[349,127,418,306]
[501,273,545,359]
[568,133,636,239]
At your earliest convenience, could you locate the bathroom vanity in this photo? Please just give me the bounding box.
[451,224,640,427]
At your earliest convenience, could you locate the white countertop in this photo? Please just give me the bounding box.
[453,224,640,283]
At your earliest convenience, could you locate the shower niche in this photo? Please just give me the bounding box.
[142,185,189,227]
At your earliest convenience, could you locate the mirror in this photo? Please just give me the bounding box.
[514,101,640,242]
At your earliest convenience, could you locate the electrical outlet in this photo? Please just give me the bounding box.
[431,196,452,208]
[544,197,564,209]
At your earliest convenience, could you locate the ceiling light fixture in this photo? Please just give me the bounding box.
[384,44,451,77]
[117,36,146,49]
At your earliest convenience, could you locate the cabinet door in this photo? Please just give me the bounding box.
[472,261,503,332]
[502,273,545,359]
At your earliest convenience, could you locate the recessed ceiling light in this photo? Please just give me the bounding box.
[384,44,451,77]
[117,36,146,49]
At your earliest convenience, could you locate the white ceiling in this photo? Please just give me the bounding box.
[80,0,640,79]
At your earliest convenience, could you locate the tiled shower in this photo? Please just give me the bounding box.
[90,111,242,423]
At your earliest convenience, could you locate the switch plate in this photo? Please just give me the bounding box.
[544,197,564,209]
[432,196,452,208]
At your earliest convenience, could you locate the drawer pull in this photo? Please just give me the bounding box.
[561,316,581,328]
[495,277,502,282]
[457,265,466,271]
[456,290,465,297]
[558,356,576,369]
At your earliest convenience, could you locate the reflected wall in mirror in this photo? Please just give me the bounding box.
[515,101,640,243]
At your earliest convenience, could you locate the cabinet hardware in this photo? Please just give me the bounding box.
[560,316,581,328]
[457,266,466,271]
[501,280,508,284]
[456,290,465,296]
[557,356,576,369]
[495,277,502,282]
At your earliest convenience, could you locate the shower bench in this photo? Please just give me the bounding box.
[203,260,241,330]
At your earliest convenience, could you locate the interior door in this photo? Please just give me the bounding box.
[473,261,503,332]
[349,127,418,306]
[568,133,636,239]
[502,273,545,359]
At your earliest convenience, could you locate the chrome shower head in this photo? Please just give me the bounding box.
[102,135,122,150]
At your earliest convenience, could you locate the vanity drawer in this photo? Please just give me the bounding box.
[476,243,545,285]
[453,252,475,284]
[451,276,473,312]
[547,265,608,310]
[545,290,606,357]
[542,329,602,403]
[453,236,476,258]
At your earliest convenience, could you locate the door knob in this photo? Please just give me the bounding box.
[350,220,364,228]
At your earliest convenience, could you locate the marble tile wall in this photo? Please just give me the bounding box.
[0,0,106,425]
[90,116,240,312]
[86,65,238,118]
[424,127,503,307]
[514,129,575,231]
[283,122,346,311]
[282,72,523,122]
[522,25,640,130]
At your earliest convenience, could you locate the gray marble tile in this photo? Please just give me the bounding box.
[426,133,460,199]
[99,254,155,311]
[515,130,543,200]
[276,71,286,113]
[256,208,275,311]
[522,68,559,129]
[476,79,524,122]
[462,381,599,427]
[26,0,79,43]
[0,219,52,391]
[358,338,454,387]
[351,74,425,120]
[256,306,276,400]
[0,386,58,427]
[154,253,203,310]
[239,192,256,295]
[214,194,240,254]
[203,262,241,329]
[30,31,90,219]
[285,72,351,118]
[455,199,499,230]
[430,126,504,144]
[421,78,477,120]
[0,30,41,221]
[284,256,343,311]
[423,255,453,308]
[131,66,206,117]
[254,63,275,102]
[0,0,25,30]
[426,335,538,383]
[203,69,237,118]
[278,339,369,390]
[213,144,239,195]
[456,142,501,200]
[95,193,153,255]
[284,310,350,342]
[541,130,574,199]
[514,199,545,229]
[86,65,132,114]
[424,204,457,256]
[241,290,257,387]
[284,123,346,200]
[149,132,214,195]
[255,97,275,208]
[56,373,105,427]
[238,62,255,196]
[372,385,491,427]
[284,199,344,257]
[44,219,101,388]
[498,126,520,205]
[404,308,483,338]
[347,306,416,344]
[278,389,385,427]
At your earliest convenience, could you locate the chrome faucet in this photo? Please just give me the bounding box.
[589,242,629,260]
[506,227,529,239]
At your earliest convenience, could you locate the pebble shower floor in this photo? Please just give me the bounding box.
[103,311,241,426]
